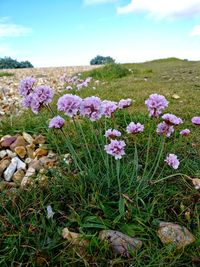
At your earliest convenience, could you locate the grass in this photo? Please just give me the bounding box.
[0,72,14,77]
[0,58,200,266]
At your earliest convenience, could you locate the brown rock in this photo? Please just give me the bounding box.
[34,148,48,158]
[0,136,17,148]
[15,146,27,159]
[26,144,35,158]
[23,132,33,144]
[29,159,42,171]
[10,136,26,151]
[21,167,36,187]
[13,169,25,184]
[157,221,195,249]
[99,230,142,257]
[0,158,11,177]
[33,135,46,145]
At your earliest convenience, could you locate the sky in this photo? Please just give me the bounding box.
[0,0,200,67]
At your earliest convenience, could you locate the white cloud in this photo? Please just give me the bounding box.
[0,21,31,38]
[190,25,200,36]
[84,0,118,5]
[117,0,200,19]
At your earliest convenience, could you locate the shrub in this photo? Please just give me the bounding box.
[90,55,115,65]
[0,57,33,69]
[83,63,130,81]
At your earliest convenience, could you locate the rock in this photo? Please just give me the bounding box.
[0,150,7,159]
[172,94,180,99]
[21,167,36,187]
[46,205,55,219]
[23,132,33,144]
[0,136,17,148]
[34,148,48,158]
[29,159,42,171]
[15,146,27,159]
[33,135,46,145]
[16,157,26,170]
[4,157,18,181]
[13,169,25,184]
[62,227,89,247]
[26,144,35,158]
[6,149,16,158]
[39,156,56,168]
[25,158,32,164]
[157,221,195,249]
[10,136,26,151]
[0,158,11,177]
[99,230,142,257]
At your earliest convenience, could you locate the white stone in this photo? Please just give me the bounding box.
[6,149,16,158]
[4,157,18,181]
[0,150,7,159]
[21,167,35,187]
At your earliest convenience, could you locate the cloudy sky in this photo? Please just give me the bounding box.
[0,0,200,67]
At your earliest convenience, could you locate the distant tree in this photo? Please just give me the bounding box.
[90,55,115,65]
[0,57,33,69]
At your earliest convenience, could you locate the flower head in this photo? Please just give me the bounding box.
[49,116,65,129]
[57,94,82,117]
[102,100,118,118]
[80,96,102,121]
[104,139,126,160]
[19,76,36,97]
[118,98,132,109]
[162,113,183,126]
[34,85,54,105]
[104,129,121,139]
[180,129,190,136]
[145,94,168,118]
[156,122,174,137]
[165,154,180,169]
[126,122,144,134]
[192,116,200,125]
[66,85,73,90]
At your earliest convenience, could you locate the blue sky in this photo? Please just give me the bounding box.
[0,0,200,67]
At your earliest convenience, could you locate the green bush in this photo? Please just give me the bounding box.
[0,57,33,69]
[90,55,115,65]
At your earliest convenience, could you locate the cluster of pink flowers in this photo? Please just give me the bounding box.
[145,93,168,118]
[104,140,126,160]
[19,78,54,114]
[105,129,121,139]
[60,74,93,91]
[57,94,133,121]
[156,114,182,138]
[126,122,144,134]
[49,115,65,129]
[192,116,200,125]
[165,154,180,169]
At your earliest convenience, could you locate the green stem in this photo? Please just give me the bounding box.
[151,173,192,184]
[116,160,121,195]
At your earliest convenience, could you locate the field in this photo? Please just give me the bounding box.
[0,58,200,266]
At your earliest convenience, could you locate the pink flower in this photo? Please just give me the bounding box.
[180,129,190,136]
[57,94,82,117]
[105,129,121,139]
[192,116,200,125]
[49,116,65,129]
[162,113,183,126]
[34,85,54,105]
[104,139,126,160]
[126,122,144,134]
[145,94,168,118]
[165,154,180,169]
[19,76,36,97]
[156,122,174,137]
[80,96,103,121]
[102,100,118,118]
[118,98,132,109]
